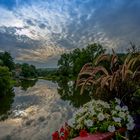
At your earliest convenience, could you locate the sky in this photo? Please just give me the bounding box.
[0,0,140,68]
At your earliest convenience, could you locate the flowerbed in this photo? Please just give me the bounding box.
[52,98,135,140]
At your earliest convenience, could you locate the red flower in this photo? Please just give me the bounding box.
[79,130,88,137]
[60,127,64,133]
[60,136,65,140]
[52,131,59,140]
[64,129,69,139]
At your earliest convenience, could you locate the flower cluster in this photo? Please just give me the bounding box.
[67,98,135,138]
[52,123,69,140]
[52,98,135,139]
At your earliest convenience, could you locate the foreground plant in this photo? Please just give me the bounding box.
[52,98,135,140]
[76,51,140,107]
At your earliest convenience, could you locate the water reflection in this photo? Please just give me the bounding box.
[57,79,91,107]
[0,80,76,140]
[0,79,92,140]
[0,89,14,120]
[19,79,37,91]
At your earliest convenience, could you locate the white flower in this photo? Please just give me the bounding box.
[126,122,135,130]
[122,106,128,111]
[77,116,85,123]
[115,98,121,104]
[119,111,126,119]
[113,117,121,122]
[127,115,134,123]
[115,105,121,111]
[88,107,96,115]
[111,110,117,115]
[68,118,75,128]
[84,119,93,127]
[97,113,105,121]
[104,103,110,109]
[108,125,116,132]
[76,124,83,130]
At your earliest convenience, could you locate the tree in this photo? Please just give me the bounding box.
[72,44,105,77]
[57,43,105,79]
[0,66,12,97]
[57,53,73,78]
[20,63,37,78]
[0,52,15,71]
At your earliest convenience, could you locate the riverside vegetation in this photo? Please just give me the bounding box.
[52,43,140,140]
[0,43,140,139]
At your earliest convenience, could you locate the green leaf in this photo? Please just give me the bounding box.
[89,127,97,133]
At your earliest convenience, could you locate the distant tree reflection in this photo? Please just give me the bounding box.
[57,78,91,108]
[20,79,37,91]
[0,89,14,120]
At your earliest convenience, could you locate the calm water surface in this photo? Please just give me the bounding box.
[0,79,91,140]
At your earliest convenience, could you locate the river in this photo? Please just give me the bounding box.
[0,79,91,140]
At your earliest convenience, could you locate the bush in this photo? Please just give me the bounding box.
[0,66,12,97]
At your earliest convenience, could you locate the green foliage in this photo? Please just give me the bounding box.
[0,51,15,71]
[0,89,14,120]
[37,68,58,80]
[76,51,140,111]
[20,79,37,91]
[0,66,14,120]
[0,66,12,97]
[57,78,91,108]
[20,63,37,78]
[57,43,105,79]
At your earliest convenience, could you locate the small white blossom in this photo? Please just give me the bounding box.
[115,105,121,111]
[119,111,126,119]
[97,113,105,121]
[68,118,75,128]
[127,115,134,123]
[113,117,121,122]
[108,125,116,132]
[88,107,96,115]
[122,106,128,111]
[115,98,121,104]
[84,119,93,127]
[111,110,117,115]
[104,103,110,109]
[126,122,135,130]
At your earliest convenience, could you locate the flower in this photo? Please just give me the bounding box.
[113,117,121,123]
[115,98,121,104]
[60,126,64,133]
[84,119,93,127]
[122,106,128,111]
[88,107,96,115]
[97,113,105,121]
[53,99,134,140]
[111,110,117,115]
[127,115,134,123]
[108,125,115,132]
[79,130,88,137]
[68,118,75,128]
[52,131,59,140]
[118,111,126,119]
[64,129,69,139]
[115,105,121,111]
[126,122,135,130]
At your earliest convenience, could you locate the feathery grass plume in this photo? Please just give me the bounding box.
[76,50,140,102]
[95,54,110,65]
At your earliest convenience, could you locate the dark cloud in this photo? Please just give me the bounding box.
[26,20,35,26]
[0,0,140,67]
[38,23,46,29]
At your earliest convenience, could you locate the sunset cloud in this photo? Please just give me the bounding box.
[0,0,140,67]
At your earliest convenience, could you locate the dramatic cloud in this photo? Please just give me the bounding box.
[17,46,68,62]
[0,0,140,67]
